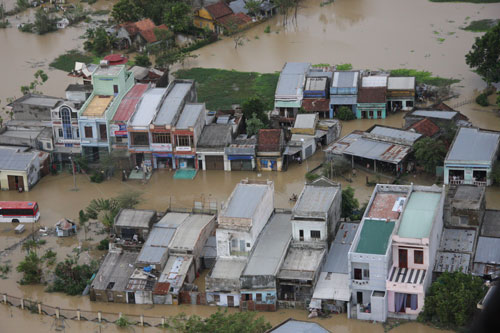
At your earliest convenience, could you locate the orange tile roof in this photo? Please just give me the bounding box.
[409,118,440,137]
[205,1,233,20]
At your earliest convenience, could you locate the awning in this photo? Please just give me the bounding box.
[284,146,302,156]
[153,153,172,158]
[330,95,356,105]
[227,155,253,161]
[275,100,301,108]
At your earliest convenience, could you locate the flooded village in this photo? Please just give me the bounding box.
[1,0,500,332]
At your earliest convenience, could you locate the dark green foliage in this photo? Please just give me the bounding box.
[85,191,142,228]
[84,27,116,56]
[18,23,34,33]
[264,25,271,33]
[342,186,359,219]
[135,53,152,67]
[413,137,448,173]
[164,1,192,32]
[390,69,460,87]
[50,50,95,72]
[246,114,266,136]
[336,63,353,70]
[17,252,42,285]
[462,19,499,32]
[476,92,490,106]
[305,172,320,182]
[419,271,486,328]
[491,161,500,185]
[97,239,109,251]
[111,0,143,23]
[174,68,279,111]
[34,8,57,35]
[90,171,104,183]
[335,106,356,120]
[49,258,97,295]
[466,21,500,84]
[242,97,268,123]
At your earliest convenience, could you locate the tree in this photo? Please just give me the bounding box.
[245,0,261,16]
[84,27,115,56]
[242,97,268,125]
[246,114,265,136]
[413,137,447,174]
[78,210,89,240]
[111,0,144,23]
[491,161,500,185]
[21,70,49,95]
[419,271,486,327]
[341,186,359,219]
[465,21,500,85]
[21,239,45,255]
[335,106,355,120]
[34,8,57,35]
[17,252,42,285]
[50,258,97,295]
[135,53,152,67]
[85,191,142,229]
[164,1,192,33]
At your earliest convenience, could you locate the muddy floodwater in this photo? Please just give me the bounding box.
[0,0,499,331]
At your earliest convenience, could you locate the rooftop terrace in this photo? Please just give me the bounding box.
[398,191,441,239]
[355,219,395,255]
[82,95,113,117]
[366,192,406,221]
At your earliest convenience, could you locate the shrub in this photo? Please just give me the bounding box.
[90,172,104,183]
[335,106,356,120]
[97,239,109,251]
[336,63,353,70]
[476,92,489,106]
[305,172,320,182]
[264,25,270,33]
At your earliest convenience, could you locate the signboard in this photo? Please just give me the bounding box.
[114,124,128,138]
[109,124,119,137]
[151,143,173,152]
[176,146,192,152]
[59,139,80,144]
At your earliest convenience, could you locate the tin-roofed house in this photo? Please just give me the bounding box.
[256,129,285,171]
[387,185,444,319]
[472,237,500,280]
[7,94,63,121]
[239,212,292,311]
[356,76,387,119]
[154,255,196,305]
[330,71,359,119]
[286,114,318,163]
[444,127,500,186]
[0,146,41,192]
[274,62,311,120]
[387,77,415,112]
[225,134,256,171]
[197,124,233,171]
[172,103,206,170]
[113,209,157,246]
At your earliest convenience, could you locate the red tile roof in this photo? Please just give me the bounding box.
[301,99,330,112]
[103,54,128,65]
[257,129,282,152]
[121,19,168,44]
[218,13,252,27]
[357,87,386,103]
[113,84,149,122]
[409,118,440,137]
[205,1,233,20]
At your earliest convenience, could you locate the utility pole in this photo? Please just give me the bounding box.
[69,155,78,191]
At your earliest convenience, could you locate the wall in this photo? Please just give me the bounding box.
[206,292,240,307]
[0,170,28,191]
[216,228,254,257]
[256,157,283,171]
[292,220,327,242]
[444,165,492,186]
[356,103,386,119]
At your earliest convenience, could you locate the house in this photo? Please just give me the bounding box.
[229,0,276,18]
[172,103,206,170]
[65,84,93,103]
[224,134,256,171]
[291,113,318,136]
[239,212,292,311]
[434,228,476,276]
[154,255,196,305]
[481,209,500,238]
[129,66,167,86]
[7,94,63,121]
[269,318,330,333]
[274,62,311,119]
[304,76,329,99]
[0,146,40,191]
[311,223,358,315]
[348,184,412,321]
[256,129,285,171]
[356,76,387,119]
[194,1,234,34]
[206,257,248,307]
[197,124,233,171]
[473,237,500,280]
[0,120,54,152]
[330,71,359,119]
[404,109,470,129]
[111,83,149,151]
[150,80,197,170]
[127,88,168,168]
[55,218,77,237]
[124,268,157,304]
[291,177,341,245]
[113,209,157,243]
[407,118,440,138]
[116,19,169,50]
[218,12,253,33]
[301,98,330,118]
[444,127,500,186]
[286,113,318,162]
[56,17,69,29]
[90,251,138,303]
[51,100,82,158]
[386,186,444,319]
[386,77,415,112]
[78,64,135,161]
[448,185,485,228]
[317,119,342,146]
[68,62,97,85]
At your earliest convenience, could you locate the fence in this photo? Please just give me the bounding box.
[1,293,172,328]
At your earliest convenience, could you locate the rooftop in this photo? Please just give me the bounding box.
[323,223,358,274]
[197,124,232,148]
[136,245,168,265]
[113,84,149,122]
[175,103,204,129]
[275,63,310,98]
[362,76,387,88]
[452,185,485,211]
[10,94,62,108]
[474,237,500,264]
[439,228,476,253]
[209,257,247,280]
[158,255,193,292]
[312,272,350,302]
[398,191,442,239]
[242,213,292,276]
[205,1,233,19]
[332,71,358,88]
[357,86,386,103]
[156,212,190,227]
[223,183,269,219]
[65,84,93,92]
[114,209,156,229]
[154,81,193,126]
[93,64,124,77]
[278,246,326,280]
[0,147,37,171]
[129,88,166,127]
[481,210,500,238]
[355,219,395,255]
[408,118,440,137]
[257,129,282,152]
[301,98,330,112]
[410,110,457,120]
[305,77,328,91]
[294,113,317,129]
[434,252,471,274]
[293,183,340,218]
[270,319,330,333]
[367,192,407,220]
[168,214,214,251]
[446,127,500,163]
[387,77,415,90]
[91,251,138,291]
[82,95,113,117]
[369,125,422,144]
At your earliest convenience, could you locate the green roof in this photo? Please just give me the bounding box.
[398,192,441,239]
[355,219,395,255]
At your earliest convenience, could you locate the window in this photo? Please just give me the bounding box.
[310,230,321,239]
[414,250,424,264]
[84,126,93,138]
[377,110,382,118]
[71,111,78,119]
[99,124,107,141]
[256,293,262,302]
[363,269,370,278]
[213,294,220,303]
[243,294,252,301]
[113,85,119,94]
[177,135,191,147]
[76,129,80,138]
[406,101,414,108]
[58,128,63,137]
[299,229,304,241]
[231,238,238,248]
[152,133,171,144]
[131,132,149,146]
[354,268,362,280]
[246,242,251,248]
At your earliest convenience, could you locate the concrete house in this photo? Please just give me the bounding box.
[113,209,157,243]
[447,185,486,228]
[444,127,500,186]
[286,113,318,162]
[225,134,256,171]
[172,103,206,170]
[386,186,444,319]
[0,146,40,191]
[256,129,285,171]
[239,212,292,311]
[274,62,311,119]
[330,71,359,119]
[473,237,500,280]
[0,120,53,152]
[7,94,63,121]
[78,64,135,161]
[386,77,415,112]
[194,1,234,34]
[197,123,233,171]
[357,76,387,119]
[116,19,169,50]
[154,255,196,305]
[434,228,476,276]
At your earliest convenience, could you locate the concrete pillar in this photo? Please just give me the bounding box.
[98,311,102,323]
[77,309,81,321]
[56,307,60,319]
[37,303,42,315]
[3,294,6,304]
[161,316,166,326]
[140,314,144,326]
[20,299,24,310]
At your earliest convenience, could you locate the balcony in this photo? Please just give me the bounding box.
[449,178,464,185]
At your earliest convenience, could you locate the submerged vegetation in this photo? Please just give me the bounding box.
[50,50,97,72]
[462,19,499,32]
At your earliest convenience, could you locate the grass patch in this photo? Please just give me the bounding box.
[390,68,460,87]
[336,63,353,70]
[312,63,330,67]
[49,50,97,72]
[461,19,499,32]
[437,37,446,43]
[174,68,279,111]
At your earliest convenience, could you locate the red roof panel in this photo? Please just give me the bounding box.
[301,98,330,112]
[205,1,233,20]
[409,118,440,137]
[0,201,37,209]
[113,84,149,122]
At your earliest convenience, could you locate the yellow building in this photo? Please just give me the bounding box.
[0,147,40,192]
[193,1,233,34]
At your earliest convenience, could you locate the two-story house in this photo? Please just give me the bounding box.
[356,75,387,119]
[330,71,359,119]
[274,62,310,119]
[78,64,134,161]
[172,103,206,170]
[256,129,285,171]
[386,77,415,112]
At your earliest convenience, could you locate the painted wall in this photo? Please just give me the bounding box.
[444,166,492,186]
[292,220,328,242]
[356,103,386,119]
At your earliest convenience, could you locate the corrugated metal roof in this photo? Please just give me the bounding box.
[129,88,166,127]
[332,71,358,88]
[136,245,168,264]
[474,237,500,264]
[0,147,37,171]
[282,62,311,74]
[144,226,177,247]
[198,124,232,148]
[113,84,149,122]
[481,210,500,238]
[330,95,357,105]
[305,77,328,91]
[388,77,415,90]
[156,212,189,227]
[114,209,156,229]
[91,251,138,291]
[312,272,350,302]
[168,214,214,251]
[369,126,422,144]
[343,136,411,164]
[275,73,306,98]
[293,184,340,217]
[223,183,268,219]
[154,82,193,126]
[209,257,247,280]
[243,213,292,276]
[446,127,500,163]
[175,103,204,129]
[294,114,317,129]
[434,251,470,273]
[439,228,476,253]
[158,255,193,291]
[411,110,457,119]
[362,76,387,87]
[271,319,330,333]
[322,223,358,274]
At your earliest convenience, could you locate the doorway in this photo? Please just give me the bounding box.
[357,292,363,304]
[399,249,408,268]
[227,295,234,307]
[128,292,135,304]
[7,175,24,191]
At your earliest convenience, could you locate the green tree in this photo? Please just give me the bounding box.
[242,97,268,124]
[21,70,49,95]
[245,0,261,16]
[413,137,448,173]
[164,1,192,32]
[246,113,265,136]
[465,21,500,84]
[16,0,29,10]
[335,106,356,120]
[111,0,144,23]
[135,53,152,67]
[50,258,97,295]
[17,252,42,285]
[34,8,57,35]
[84,27,115,56]
[341,186,359,219]
[21,239,45,255]
[79,210,89,240]
[85,191,142,229]
[419,271,486,327]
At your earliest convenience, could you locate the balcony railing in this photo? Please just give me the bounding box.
[449,178,464,185]
[473,180,487,186]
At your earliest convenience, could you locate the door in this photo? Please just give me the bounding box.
[205,156,224,170]
[17,176,24,191]
[357,292,363,304]
[299,230,304,241]
[128,292,135,304]
[399,249,408,268]
[7,175,16,190]
[227,295,234,307]
[113,85,119,94]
